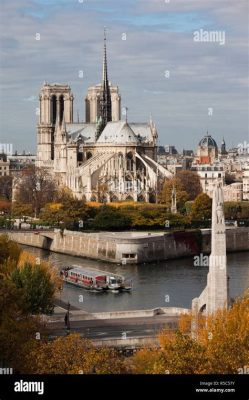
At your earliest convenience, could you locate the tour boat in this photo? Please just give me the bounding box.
[60,265,132,292]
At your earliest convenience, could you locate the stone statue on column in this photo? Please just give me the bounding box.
[192,181,229,319]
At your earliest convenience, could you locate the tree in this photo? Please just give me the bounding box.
[0,239,55,372]
[11,202,33,217]
[131,293,249,374]
[15,166,58,216]
[54,187,74,203]
[40,198,90,228]
[25,333,125,374]
[197,293,249,373]
[131,332,206,374]
[224,202,249,221]
[11,261,58,315]
[0,199,11,214]
[176,171,202,201]
[191,193,212,221]
[97,182,109,203]
[93,206,131,230]
[159,177,189,212]
[0,235,21,272]
[0,278,45,373]
[39,203,64,226]
[0,175,12,201]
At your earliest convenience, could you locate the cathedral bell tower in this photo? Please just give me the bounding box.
[36,83,74,168]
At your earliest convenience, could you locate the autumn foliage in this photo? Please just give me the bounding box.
[25,334,126,374]
[131,292,249,374]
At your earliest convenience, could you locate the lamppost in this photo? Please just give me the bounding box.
[64,301,71,333]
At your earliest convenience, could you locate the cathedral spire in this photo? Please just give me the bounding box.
[98,28,112,136]
[102,27,108,85]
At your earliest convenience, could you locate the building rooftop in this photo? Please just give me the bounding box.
[66,123,96,143]
[97,121,139,144]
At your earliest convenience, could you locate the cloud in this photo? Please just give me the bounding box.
[23,95,37,101]
[0,0,248,152]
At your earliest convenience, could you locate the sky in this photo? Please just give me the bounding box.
[0,0,248,153]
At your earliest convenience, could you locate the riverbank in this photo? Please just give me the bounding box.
[6,227,249,264]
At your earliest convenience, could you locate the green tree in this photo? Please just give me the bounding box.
[93,206,131,230]
[40,198,89,228]
[0,278,44,373]
[11,262,56,314]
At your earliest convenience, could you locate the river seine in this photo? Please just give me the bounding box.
[22,246,249,313]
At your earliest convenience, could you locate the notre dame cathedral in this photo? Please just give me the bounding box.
[36,32,172,202]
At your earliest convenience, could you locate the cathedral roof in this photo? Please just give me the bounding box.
[129,123,153,142]
[97,121,139,144]
[66,123,96,143]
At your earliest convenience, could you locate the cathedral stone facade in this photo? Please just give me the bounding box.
[36,33,172,202]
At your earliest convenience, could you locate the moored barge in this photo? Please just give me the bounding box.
[60,265,132,292]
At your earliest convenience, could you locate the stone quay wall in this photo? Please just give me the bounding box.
[6,227,249,264]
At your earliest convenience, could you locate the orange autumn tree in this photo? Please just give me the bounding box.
[131,292,249,374]
[25,333,126,374]
[197,293,249,373]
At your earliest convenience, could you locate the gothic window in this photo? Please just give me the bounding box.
[110,195,118,202]
[126,195,134,201]
[51,95,57,124]
[138,195,145,202]
[100,195,107,203]
[118,153,123,168]
[127,152,133,171]
[125,179,133,192]
[59,95,64,123]
[77,152,83,162]
[149,193,156,203]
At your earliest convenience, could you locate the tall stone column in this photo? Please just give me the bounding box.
[171,185,177,214]
[192,181,228,316]
[206,182,228,313]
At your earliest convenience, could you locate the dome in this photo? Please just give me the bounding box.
[199,133,218,148]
